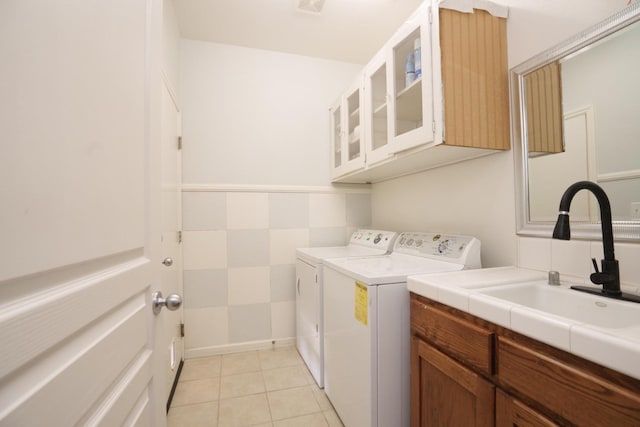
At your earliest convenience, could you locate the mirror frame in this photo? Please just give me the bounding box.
[511,2,640,242]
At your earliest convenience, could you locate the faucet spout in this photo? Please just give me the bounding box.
[552,181,622,297]
[553,181,615,261]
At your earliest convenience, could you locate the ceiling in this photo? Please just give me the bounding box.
[172,0,425,64]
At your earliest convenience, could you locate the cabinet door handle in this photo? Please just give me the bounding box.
[297,278,300,295]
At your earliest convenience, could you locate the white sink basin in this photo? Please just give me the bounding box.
[477,281,639,329]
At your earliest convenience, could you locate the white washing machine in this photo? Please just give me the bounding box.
[323,232,481,427]
[296,229,397,388]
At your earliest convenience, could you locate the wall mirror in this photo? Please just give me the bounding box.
[512,2,640,242]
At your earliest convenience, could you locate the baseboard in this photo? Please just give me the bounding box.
[166,359,184,414]
[184,337,296,359]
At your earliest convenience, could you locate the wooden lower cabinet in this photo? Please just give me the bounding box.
[495,389,558,427]
[411,336,495,427]
[410,293,640,427]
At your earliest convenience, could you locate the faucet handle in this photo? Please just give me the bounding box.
[590,271,615,285]
[590,258,612,286]
[589,257,614,287]
[589,258,622,296]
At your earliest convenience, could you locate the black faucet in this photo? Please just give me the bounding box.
[552,181,640,303]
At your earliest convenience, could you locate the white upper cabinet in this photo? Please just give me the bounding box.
[333,0,510,184]
[330,74,365,179]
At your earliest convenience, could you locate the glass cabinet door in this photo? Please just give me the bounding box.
[388,7,434,153]
[343,79,365,174]
[330,102,343,177]
[331,76,365,180]
[364,50,394,166]
[346,88,361,163]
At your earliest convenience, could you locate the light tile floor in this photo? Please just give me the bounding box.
[168,346,344,427]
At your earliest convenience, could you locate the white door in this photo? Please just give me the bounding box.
[160,80,184,406]
[528,107,597,222]
[0,1,167,426]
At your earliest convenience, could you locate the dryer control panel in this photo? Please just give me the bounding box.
[393,232,481,268]
[349,229,398,251]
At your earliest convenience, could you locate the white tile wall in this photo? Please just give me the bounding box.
[309,193,346,227]
[309,227,350,247]
[269,229,310,265]
[271,301,296,339]
[346,193,372,226]
[592,241,640,287]
[228,267,271,305]
[270,265,296,302]
[182,230,228,270]
[227,192,269,230]
[227,230,270,267]
[551,239,592,281]
[185,307,229,349]
[183,269,228,308]
[182,189,372,356]
[228,304,271,343]
[269,193,309,229]
[517,236,640,290]
[517,237,551,271]
[182,192,226,230]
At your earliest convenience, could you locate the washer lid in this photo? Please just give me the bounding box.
[296,245,390,265]
[324,253,465,285]
[296,229,397,265]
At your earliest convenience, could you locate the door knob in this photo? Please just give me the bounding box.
[152,291,182,315]
[162,257,173,266]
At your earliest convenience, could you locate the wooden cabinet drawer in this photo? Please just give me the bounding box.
[411,296,495,375]
[498,336,640,426]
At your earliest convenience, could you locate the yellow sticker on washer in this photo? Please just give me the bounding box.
[355,281,368,326]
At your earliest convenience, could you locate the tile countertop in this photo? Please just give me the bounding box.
[407,266,640,381]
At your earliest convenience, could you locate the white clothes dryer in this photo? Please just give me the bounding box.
[295,229,397,388]
[323,232,481,427]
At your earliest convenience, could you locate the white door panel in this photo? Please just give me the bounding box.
[0,256,149,380]
[0,0,147,283]
[0,0,165,426]
[160,80,183,403]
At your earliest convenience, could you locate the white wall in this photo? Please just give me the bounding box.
[181,39,362,186]
[179,41,368,355]
[162,0,181,95]
[372,152,516,268]
[372,0,631,269]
